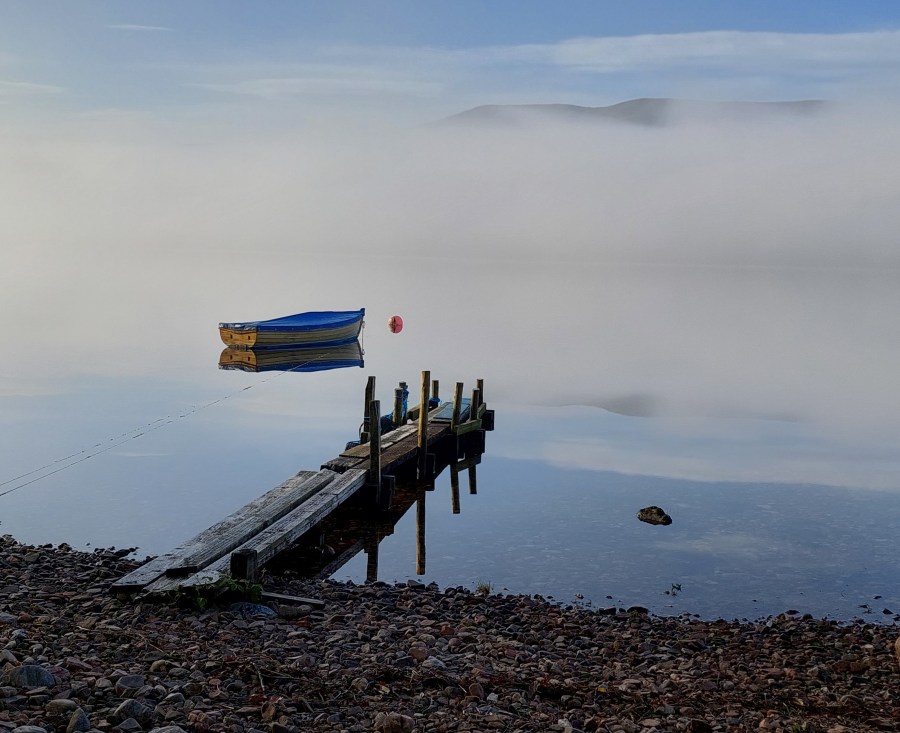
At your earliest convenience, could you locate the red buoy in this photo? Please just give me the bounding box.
[388,315,404,333]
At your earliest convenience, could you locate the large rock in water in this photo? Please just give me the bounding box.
[637,506,672,526]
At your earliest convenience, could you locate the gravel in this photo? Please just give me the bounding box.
[1,535,898,733]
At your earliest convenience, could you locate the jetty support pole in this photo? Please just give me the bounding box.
[450,464,461,514]
[369,399,382,501]
[417,370,431,480]
[471,387,481,420]
[431,379,439,402]
[361,376,376,444]
[476,379,484,415]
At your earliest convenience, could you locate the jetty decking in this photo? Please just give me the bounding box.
[111,371,493,597]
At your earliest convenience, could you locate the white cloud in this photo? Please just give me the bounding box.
[483,30,900,74]
[0,80,62,96]
[188,67,440,100]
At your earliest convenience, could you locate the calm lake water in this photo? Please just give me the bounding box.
[2,250,899,623]
[4,116,900,621]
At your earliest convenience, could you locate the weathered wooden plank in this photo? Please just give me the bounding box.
[197,468,368,578]
[167,469,337,575]
[140,567,226,594]
[260,591,325,608]
[379,421,452,470]
[339,421,419,458]
[432,398,471,422]
[321,455,363,473]
[111,469,330,592]
[452,418,482,436]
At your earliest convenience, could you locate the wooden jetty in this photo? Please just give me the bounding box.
[111,371,493,598]
[267,438,485,586]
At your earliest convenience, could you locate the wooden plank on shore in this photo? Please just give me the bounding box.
[141,567,224,594]
[111,469,332,592]
[260,591,325,608]
[222,468,368,570]
[160,469,369,591]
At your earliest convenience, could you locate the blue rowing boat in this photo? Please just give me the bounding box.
[219,308,365,348]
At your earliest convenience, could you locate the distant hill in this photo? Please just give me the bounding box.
[438,98,830,128]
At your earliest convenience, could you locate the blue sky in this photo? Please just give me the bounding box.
[2,1,900,130]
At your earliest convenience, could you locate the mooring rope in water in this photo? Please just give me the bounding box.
[0,351,340,499]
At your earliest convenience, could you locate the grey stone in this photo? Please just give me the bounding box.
[66,709,91,733]
[46,698,79,715]
[228,603,277,619]
[147,728,188,733]
[112,700,156,727]
[0,614,16,625]
[148,660,172,675]
[12,727,48,733]
[114,719,143,733]
[5,665,56,689]
[1,695,28,710]
[115,675,146,697]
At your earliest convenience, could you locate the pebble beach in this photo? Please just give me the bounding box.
[1,536,898,733]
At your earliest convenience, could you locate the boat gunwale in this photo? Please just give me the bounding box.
[218,308,365,334]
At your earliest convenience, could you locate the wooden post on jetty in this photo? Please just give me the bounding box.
[393,386,405,427]
[431,379,439,402]
[451,382,464,432]
[361,376,376,444]
[417,370,431,480]
[369,399,381,497]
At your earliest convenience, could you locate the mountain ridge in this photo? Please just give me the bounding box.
[439,97,831,128]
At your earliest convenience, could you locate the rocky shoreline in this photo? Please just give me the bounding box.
[1,536,898,733]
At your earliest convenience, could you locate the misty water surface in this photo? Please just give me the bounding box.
[2,110,899,620]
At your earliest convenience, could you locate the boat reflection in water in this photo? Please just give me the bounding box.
[266,431,486,583]
[218,340,364,373]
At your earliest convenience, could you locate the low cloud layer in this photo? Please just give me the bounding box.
[2,104,899,434]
